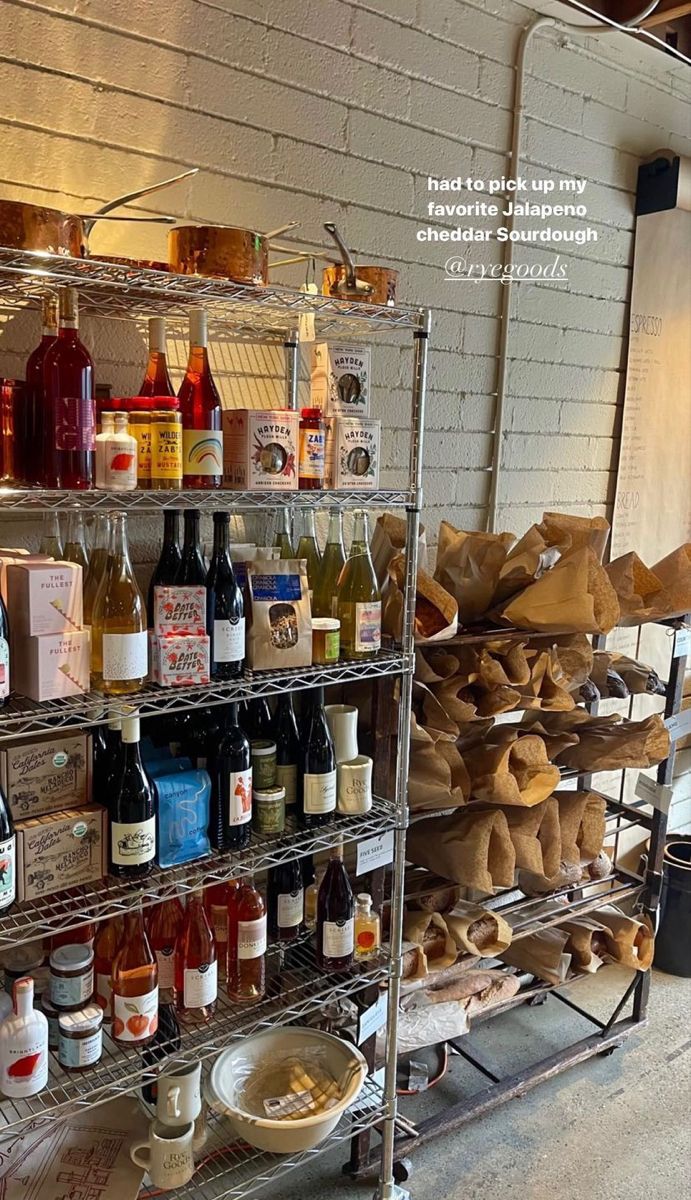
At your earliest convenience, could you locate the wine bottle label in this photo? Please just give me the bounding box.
[95,971,113,1012]
[322,918,354,958]
[238,915,267,960]
[183,429,223,477]
[102,631,148,682]
[112,987,159,1042]
[0,835,16,909]
[183,960,218,1008]
[55,396,95,452]
[0,638,9,700]
[58,1028,102,1069]
[210,905,229,943]
[303,771,337,814]
[50,965,94,1009]
[299,427,325,478]
[277,889,303,929]
[276,762,297,807]
[111,816,156,866]
[213,617,245,662]
[228,769,252,826]
[154,947,175,991]
[355,601,382,653]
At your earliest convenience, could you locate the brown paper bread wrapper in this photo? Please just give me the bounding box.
[557,713,670,772]
[407,809,516,893]
[434,522,515,623]
[406,870,461,914]
[466,972,521,1014]
[422,967,507,1004]
[383,553,458,643]
[518,861,584,895]
[595,905,655,970]
[409,711,470,811]
[537,512,610,562]
[553,633,594,691]
[428,676,479,727]
[474,684,522,717]
[456,719,496,753]
[557,791,607,866]
[493,526,562,605]
[501,547,620,634]
[521,707,622,734]
[517,716,581,760]
[464,733,560,807]
[610,653,665,696]
[561,918,609,973]
[398,939,429,981]
[604,552,671,625]
[519,648,576,711]
[403,911,459,970]
[415,646,461,686]
[372,513,427,586]
[500,926,572,984]
[445,904,513,956]
[495,798,561,877]
[651,543,691,616]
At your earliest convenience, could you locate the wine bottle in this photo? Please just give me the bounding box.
[272,693,300,810]
[214,702,252,851]
[0,783,16,912]
[39,512,63,558]
[204,882,231,982]
[207,512,244,680]
[111,911,158,1046]
[243,697,273,741]
[313,509,346,618]
[42,287,95,489]
[273,508,294,559]
[175,510,208,586]
[91,513,148,694]
[101,710,123,805]
[299,686,337,828]
[24,293,58,486]
[336,510,381,659]
[94,915,124,1016]
[295,510,322,599]
[0,594,9,709]
[63,508,90,572]
[83,514,110,628]
[177,308,223,489]
[225,877,241,988]
[147,509,182,627]
[267,860,303,942]
[139,317,175,397]
[227,874,266,1003]
[0,978,48,1097]
[174,893,217,1024]
[316,836,354,971]
[147,896,184,1004]
[109,715,156,878]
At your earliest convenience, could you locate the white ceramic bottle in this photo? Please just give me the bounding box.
[104,412,138,491]
[0,977,49,1098]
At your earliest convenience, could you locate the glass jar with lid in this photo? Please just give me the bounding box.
[151,399,183,489]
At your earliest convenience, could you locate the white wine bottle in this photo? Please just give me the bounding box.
[313,508,345,618]
[273,509,294,559]
[295,510,321,599]
[91,512,147,694]
[83,513,111,628]
[336,510,381,659]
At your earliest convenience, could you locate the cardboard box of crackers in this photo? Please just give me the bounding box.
[325,416,381,489]
[311,343,371,416]
[223,409,299,491]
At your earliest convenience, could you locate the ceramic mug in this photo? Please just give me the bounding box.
[156,1058,202,1126]
[337,754,373,814]
[131,1119,195,1190]
[325,703,359,764]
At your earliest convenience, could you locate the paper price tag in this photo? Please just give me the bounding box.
[356,830,394,876]
[357,990,388,1045]
[635,773,673,813]
[665,708,691,741]
[673,627,691,658]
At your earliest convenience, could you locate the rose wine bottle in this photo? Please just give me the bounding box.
[207,512,244,680]
[24,293,58,485]
[299,686,337,829]
[267,860,303,942]
[336,510,382,660]
[94,915,124,1017]
[177,309,223,489]
[313,509,346,618]
[111,911,158,1046]
[0,978,48,1098]
[91,513,148,694]
[0,784,16,914]
[147,509,182,627]
[227,874,266,1004]
[272,693,300,811]
[225,877,241,988]
[174,893,217,1025]
[139,317,175,397]
[175,509,208,586]
[213,702,252,851]
[147,896,184,1004]
[42,286,95,489]
[83,513,111,629]
[204,882,230,982]
[109,715,156,878]
[316,837,354,971]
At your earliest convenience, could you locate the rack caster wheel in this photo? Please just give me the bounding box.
[394,1159,413,1184]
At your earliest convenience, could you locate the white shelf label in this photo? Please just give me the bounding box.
[357,830,394,876]
[673,627,691,658]
[357,990,388,1045]
[635,773,673,813]
[665,709,691,741]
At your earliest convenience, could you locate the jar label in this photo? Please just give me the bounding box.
[154,946,175,991]
[322,918,354,959]
[50,965,94,1009]
[102,631,148,682]
[112,986,159,1042]
[303,771,336,814]
[111,816,156,867]
[151,425,182,482]
[95,971,113,1012]
[1,1036,47,1095]
[213,617,245,663]
[355,602,381,653]
[277,889,303,930]
[182,429,223,477]
[58,1027,102,1069]
[299,428,325,479]
[0,638,9,700]
[275,763,297,807]
[0,835,16,909]
[238,915,267,960]
[183,960,218,1009]
[228,769,252,827]
[131,422,152,482]
[55,396,95,452]
[324,630,340,660]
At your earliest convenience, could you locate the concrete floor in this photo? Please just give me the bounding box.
[267,966,691,1200]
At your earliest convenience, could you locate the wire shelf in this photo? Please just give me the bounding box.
[0,797,396,949]
[0,486,414,514]
[138,1073,386,1200]
[487,873,645,941]
[0,649,408,740]
[0,247,424,341]
[0,940,389,1135]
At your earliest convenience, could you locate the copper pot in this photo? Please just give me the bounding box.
[168,222,298,286]
[321,223,399,305]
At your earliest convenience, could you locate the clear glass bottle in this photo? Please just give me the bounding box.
[93,915,123,1017]
[295,510,322,598]
[83,513,111,628]
[147,896,184,1004]
[0,977,48,1097]
[39,512,63,559]
[139,317,175,397]
[91,513,147,694]
[313,509,345,618]
[204,882,230,983]
[41,286,95,489]
[354,893,380,961]
[175,893,217,1025]
[63,509,90,573]
[177,308,223,489]
[304,865,326,932]
[336,510,381,660]
[272,508,294,559]
[111,911,158,1046]
[227,874,266,1004]
[24,293,58,486]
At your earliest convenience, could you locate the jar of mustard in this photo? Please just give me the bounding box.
[151,400,183,489]
[125,397,155,489]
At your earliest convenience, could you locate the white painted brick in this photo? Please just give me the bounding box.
[502,434,614,472]
[559,401,619,438]
[348,109,473,178]
[409,79,511,150]
[351,8,479,89]
[423,431,493,470]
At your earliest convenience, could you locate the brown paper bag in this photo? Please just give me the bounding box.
[383,553,458,643]
[413,680,463,737]
[399,939,429,981]
[415,646,461,686]
[537,512,610,562]
[420,967,506,1004]
[651,543,691,616]
[557,791,607,866]
[493,526,562,605]
[500,926,572,984]
[595,905,655,970]
[427,676,479,727]
[604,552,670,624]
[517,716,581,760]
[372,513,427,586]
[403,911,458,969]
[501,547,620,634]
[554,633,595,691]
[407,809,516,892]
[590,650,629,699]
[464,732,560,807]
[557,714,670,771]
[610,653,666,696]
[496,797,561,877]
[406,872,461,914]
[445,904,513,957]
[520,647,576,711]
[408,711,470,811]
[434,523,515,623]
[518,861,584,895]
[562,917,609,973]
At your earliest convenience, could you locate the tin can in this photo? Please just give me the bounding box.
[253,785,286,835]
[251,739,277,789]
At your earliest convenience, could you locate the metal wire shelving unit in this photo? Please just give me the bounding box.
[0,251,430,1200]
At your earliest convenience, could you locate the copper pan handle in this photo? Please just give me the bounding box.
[84,168,199,233]
[323,223,357,289]
[76,214,176,224]
[263,221,300,240]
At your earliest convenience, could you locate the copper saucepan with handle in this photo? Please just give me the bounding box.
[168,221,300,286]
[321,223,399,306]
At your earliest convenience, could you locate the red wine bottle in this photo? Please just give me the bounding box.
[207,512,244,680]
[214,703,252,850]
[177,309,223,489]
[42,287,95,489]
[0,783,16,914]
[24,294,58,485]
[109,716,156,878]
[299,687,336,828]
[316,837,354,971]
[175,510,208,586]
[147,509,182,626]
[272,693,300,810]
[267,860,303,942]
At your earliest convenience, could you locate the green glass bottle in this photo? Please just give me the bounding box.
[295,510,321,599]
[313,509,346,618]
[272,508,294,559]
[336,510,381,660]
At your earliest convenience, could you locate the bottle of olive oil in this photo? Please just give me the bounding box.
[273,508,294,559]
[91,512,148,694]
[295,510,321,599]
[313,509,345,618]
[336,510,381,659]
